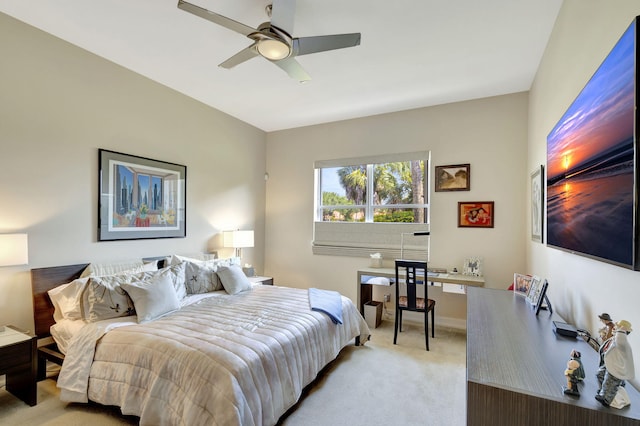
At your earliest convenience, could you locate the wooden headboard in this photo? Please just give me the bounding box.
[31,263,88,339]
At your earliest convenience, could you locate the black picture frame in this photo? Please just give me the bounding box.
[534,279,549,315]
[98,149,186,241]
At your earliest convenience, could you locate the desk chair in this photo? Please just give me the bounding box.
[394,260,436,351]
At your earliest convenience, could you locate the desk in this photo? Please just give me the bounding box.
[357,266,485,314]
[467,287,640,425]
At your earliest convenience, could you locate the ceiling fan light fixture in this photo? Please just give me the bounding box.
[257,39,290,61]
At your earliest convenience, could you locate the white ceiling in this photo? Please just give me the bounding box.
[1,0,563,132]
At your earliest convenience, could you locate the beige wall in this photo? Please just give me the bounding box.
[265,93,529,327]
[11,0,634,351]
[0,13,267,332]
[529,0,640,386]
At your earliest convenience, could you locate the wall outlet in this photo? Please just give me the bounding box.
[383,294,390,302]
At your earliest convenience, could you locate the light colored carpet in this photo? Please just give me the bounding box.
[0,320,466,426]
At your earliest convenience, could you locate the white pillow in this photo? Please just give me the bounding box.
[170,254,240,267]
[153,262,187,300]
[48,278,90,321]
[85,275,136,322]
[80,259,151,278]
[184,261,222,294]
[137,263,188,300]
[122,273,180,323]
[217,265,252,295]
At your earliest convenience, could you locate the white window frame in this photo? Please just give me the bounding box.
[313,151,430,259]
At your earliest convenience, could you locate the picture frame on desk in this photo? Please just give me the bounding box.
[513,273,533,297]
[462,257,482,276]
[526,276,550,315]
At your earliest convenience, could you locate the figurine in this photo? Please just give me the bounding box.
[563,349,585,396]
[598,313,615,342]
[596,320,635,408]
[563,360,582,396]
[571,349,585,381]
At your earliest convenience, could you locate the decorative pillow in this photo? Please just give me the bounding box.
[122,273,180,323]
[48,278,90,322]
[83,275,136,322]
[170,254,240,267]
[217,265,252,295]
[80,259,152,278]
[184,261,222,294]
[137,263,187,301]
[168,254,212,266]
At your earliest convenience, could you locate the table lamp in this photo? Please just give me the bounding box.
[223,230,254,259]
[0,233,29,267]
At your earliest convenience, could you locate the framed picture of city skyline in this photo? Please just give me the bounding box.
[98,149,186,241]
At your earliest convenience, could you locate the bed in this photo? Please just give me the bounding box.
[31,258,370,426]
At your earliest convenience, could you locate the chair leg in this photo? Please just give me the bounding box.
[431,307,435,338]
[424,310,429,351]
[393,308,399,344]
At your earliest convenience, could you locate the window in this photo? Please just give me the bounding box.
[317,161,427,223]
[313,152,430,258]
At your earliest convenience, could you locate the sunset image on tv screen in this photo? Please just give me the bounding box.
[546,19,636,267]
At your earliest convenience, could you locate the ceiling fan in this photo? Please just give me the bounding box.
[177,0,361,82]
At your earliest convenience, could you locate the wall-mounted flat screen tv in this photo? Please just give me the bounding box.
[546,16,639,270]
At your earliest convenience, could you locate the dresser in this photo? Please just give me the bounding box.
[467,287,640,426]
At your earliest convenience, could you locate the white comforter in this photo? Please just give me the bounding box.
[57,285,370,426]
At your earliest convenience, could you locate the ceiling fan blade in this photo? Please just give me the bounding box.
[293,33,361,56]
[274,57,311,82]
[219,44,259,69]
[270,0,296,36]
[177,0,256,37]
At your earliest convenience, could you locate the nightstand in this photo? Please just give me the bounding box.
[249,276,274,286]
[0,325,37,406]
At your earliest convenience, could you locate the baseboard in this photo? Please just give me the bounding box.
[437,316,467,331]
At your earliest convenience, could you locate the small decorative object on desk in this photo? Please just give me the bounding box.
[525,276,543,306]
[596,320,635,409]
[370,253,382,268]
[462,257,482,276]
[563,349,585,396]
[513,273,533,297]
[598,313,615,343]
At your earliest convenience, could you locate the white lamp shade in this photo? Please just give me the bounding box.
[223,230,254,248]
[0,233,29,266]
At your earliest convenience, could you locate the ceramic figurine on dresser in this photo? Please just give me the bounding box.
[596,320,635,408]
[598,313,615,343]
[563,349,585,396]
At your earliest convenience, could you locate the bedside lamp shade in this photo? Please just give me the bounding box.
[0,234,29,266]
[223,230,254,258]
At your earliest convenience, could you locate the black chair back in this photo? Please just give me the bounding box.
[395,260,427,310]
[394,259,435,350]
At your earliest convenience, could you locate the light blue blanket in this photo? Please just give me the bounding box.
[308,288,343,324]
